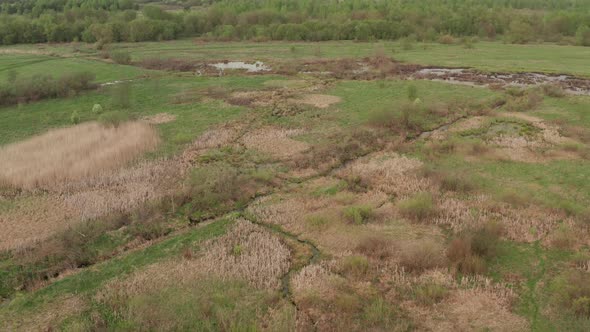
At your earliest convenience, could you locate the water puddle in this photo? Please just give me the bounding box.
[412,68,590,95]
[210,61,270,73]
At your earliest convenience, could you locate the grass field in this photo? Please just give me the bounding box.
[1,39,589,331]
[3,40,590,77]
[0,54,149,83]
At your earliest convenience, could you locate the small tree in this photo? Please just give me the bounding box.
[70,110,80,124]
[576,25,590,46]
[92,103,103,115]
[7,70,17,84]
[112,82,131,109]
[407,84,418,101]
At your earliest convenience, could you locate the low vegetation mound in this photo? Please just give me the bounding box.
[0,72,96,106]
[0,121,159,190]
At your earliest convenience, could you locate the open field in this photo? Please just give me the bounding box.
[1,37,590,332]
[4,40,590,77]
[0,54,149,83]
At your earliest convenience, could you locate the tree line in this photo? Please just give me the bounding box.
[0,0,589,46]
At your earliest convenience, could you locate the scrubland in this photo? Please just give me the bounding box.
[0,40,589,332]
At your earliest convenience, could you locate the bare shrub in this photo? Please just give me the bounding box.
[438,34,455,44]
[423,168,477,193]
[541,84,566,97]
[294,128,385,170]
[0,121,160,190]
[355,235,394,260]
[398,239,446,273]
[446,222,502,275]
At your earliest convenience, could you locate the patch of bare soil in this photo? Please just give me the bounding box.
[240,127,309,159]
[142,113,176,124]
[296,94,341,108]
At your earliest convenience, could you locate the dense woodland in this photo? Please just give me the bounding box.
[0,0,589,46]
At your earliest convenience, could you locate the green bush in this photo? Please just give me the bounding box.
[343,205,374,225]
[397,192,436,221]
[70,110,81,124]
[92,103,104,115]
[0,72,96,106]
[110,50,132,65]
[407,84,418,101]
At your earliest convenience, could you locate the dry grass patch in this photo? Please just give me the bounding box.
[296,94,341,109]
[0,195,77,251]
[0,121,159,190]
[240,127,309,160]
[407,286,527,331]
[142,112,176,124]
[337,152,431,199]
[1,295,87,331]
[433,193,575,243]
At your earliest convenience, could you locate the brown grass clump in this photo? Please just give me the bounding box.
[397,239,446,273]
[0,121,160,190]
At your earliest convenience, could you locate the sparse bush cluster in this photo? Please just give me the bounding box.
[139,57,198,72]
[550,269,590,318]
[504,88,544,112]
[343,205,374,225]
[294,128,386,170]
[446,222,503,275]
[109,50,132,65]
[187,162,275,220]
[0,72,96,106]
